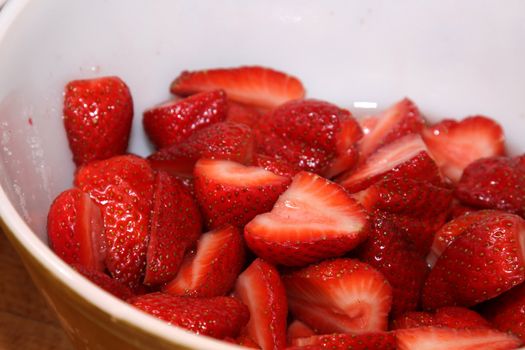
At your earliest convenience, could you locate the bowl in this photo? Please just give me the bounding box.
[0,0,524,349]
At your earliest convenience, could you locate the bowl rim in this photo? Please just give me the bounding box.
[0,1,244,348]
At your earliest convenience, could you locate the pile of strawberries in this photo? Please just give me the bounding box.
[48,66,525,350]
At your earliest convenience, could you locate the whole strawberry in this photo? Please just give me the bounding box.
[63,76,133,166]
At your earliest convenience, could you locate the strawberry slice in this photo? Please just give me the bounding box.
[75,155,155,289]
[337,133,441,193]
[128,293,249,339]
[354,213,429,317]
[283,258,392,334]
[253,154,300,178]
[287,320,316,345]
[143,90,228,149]
[395,326,522,350]
[456,156,525,217]
[422,116,505,182]
[193,159,290,229]
[359,98,424,160]
[290,332,396,350]
[163,225,245,297]
[144,171,202,286]
[427,210,497,267]
[47,188,106,271]
[422,211,525,310]
[63,76,133,166]
[392,307,490,330]
[71,264,133,300]
[324,117,363,178]
[170,66,305,110]
[148,121,255,178]
[234,258,287,350]
[481,282,525,342]
[245,171,369,266]
[226,101,261,127]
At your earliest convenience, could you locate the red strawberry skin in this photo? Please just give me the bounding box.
[71,264,133,300]
[193,159,291,229]
[245,171,369,267]
[456,156,525,217]
[170,66,305,109]
[422,211,525,310]
[392,307,490,330]
[144,171,202,286]
[47,188,106,271]
[143,90,228,149]
[163,225,245,297]
[234,258,288,350]
[75,155,155,289]
[226,101,260,127]
[63,76,133,166]
[287,320,316,345]
[253,153,300,178]
[290,332,396,350]
[128,293,249,339]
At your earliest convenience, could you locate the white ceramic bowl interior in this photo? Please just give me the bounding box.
[0,0,524,348]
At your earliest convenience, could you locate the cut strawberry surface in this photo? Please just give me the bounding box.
[287,320,316,345]
[163,225,244,297]
[143,90,228,149]
[63,76,133,166]
[422,116,505,182]
[170,66,305,110]
[290,332,396,350]
[337,133,441,193]
[423,211,525,310]
[359,98,424,160]
[283,258,392,334]
[194,159,290,229]
[47,188,106,271]
[144,171,202,286]
[71,264,133,300]
[128,293,249,339]
[234,258,287,350]
[395,326,522,350]
[245,171,368,266]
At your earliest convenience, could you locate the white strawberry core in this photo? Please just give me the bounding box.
[197,159,287,186]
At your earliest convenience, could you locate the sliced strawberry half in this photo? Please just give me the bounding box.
[71,264,133,300]
[226,101,261,127]
[392,307,490,330]
[422,116,505,182]
[290,332,396,350]
[422,211,525,310]
[395,326,522,350]
[144,171,202,286]
[337,133,441,193]
[287,320,316,345]
[193,159,290,229]
[234,258,288,350]
[170,66,305,110]
[163,225,244,297]
[283,258,392,334]
[359,98,425,160]
[253,153,300,178]
[47,188,106,271]
[128,293,249,339]
[245,171,369,266]
[143,90,228,149]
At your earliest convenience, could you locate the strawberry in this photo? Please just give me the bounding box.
[170,66,305,110]
[47,188,106,271]
[63,76,133,166]
[337,133,441,193]
[283,258,392,334]
[253,154,300,178]
[354,213,429,317]
[422,116,505,182]
[71,264,133,300]
[392,307,490,330]
[193,159,290,229]
[234,258,287,350]
[234,335,260,349]
[75,155,155,289]
[450,199,479,219]
[245,171,369,266]
[255,99,362,176]
[163,225,244,297]
[143,90,228,149]
[422,211,525,310]
[481,282,525,342]
[147,121,255,178]
[427,210,497,267]
[144,171,202,286]
[287,320,316,345]
[226,101,260,127]
[289,332,396,350]
[395,326,522,350]
[359,98,425,160]
[455,156,525,217]
[128,293,249,339]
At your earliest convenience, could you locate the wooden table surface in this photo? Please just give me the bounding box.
[0,230,73,350]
